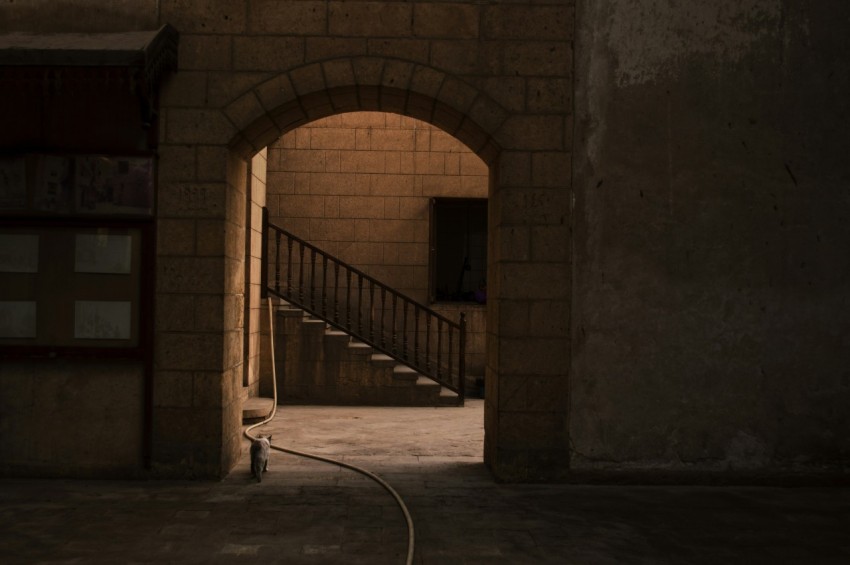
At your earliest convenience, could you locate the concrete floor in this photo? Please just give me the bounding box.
[1,399,848,564]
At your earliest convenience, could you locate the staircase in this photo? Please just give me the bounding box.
[260,209,466,408]
[272,301,460,406]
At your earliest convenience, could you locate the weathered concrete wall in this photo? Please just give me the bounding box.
[572,0,850,477]
[0,0,159,32]
[0,362,144,477]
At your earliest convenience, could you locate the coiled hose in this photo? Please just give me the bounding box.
[243,299,415,565]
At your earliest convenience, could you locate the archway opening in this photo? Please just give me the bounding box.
[216,73,507,478]
[243,111,489,403]
[238,110,491,462]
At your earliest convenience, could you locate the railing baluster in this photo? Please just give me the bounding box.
[380,287,386,349]
[333,261,340,324]
[286,236,293,298]
[310,249,316,311]
[414,306,420,366]
[321,254,328,319]
[369,280,375,343]
[298,242,305,303]
[346,270,352,331]
[357,273,364,335]
[448,324,454,382]
[436,318,442,379]
[425,314,431,374]
[274,231,281,295]
[391,293,397,355]
[403,300,409,361]
[459,313,467,402]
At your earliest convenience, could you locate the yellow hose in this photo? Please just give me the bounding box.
[243,298,415,565]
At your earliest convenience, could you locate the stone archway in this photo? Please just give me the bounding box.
[154,55,571,482]
[0,0,573,482]
[224,58,506,474]
[222,58,504,166]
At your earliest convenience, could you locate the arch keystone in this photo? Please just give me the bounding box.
[405,91,437,123]
[381,59,415,90]
[327,85,361,113]
[352,56,385,85]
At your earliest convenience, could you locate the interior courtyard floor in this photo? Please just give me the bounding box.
[1,399,848,564]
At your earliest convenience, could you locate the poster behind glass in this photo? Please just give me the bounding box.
[0,157,26,211]
[76,156,154,216]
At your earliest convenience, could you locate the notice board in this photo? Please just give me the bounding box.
[0,223,149,353]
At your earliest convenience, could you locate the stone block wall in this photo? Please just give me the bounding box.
[267,112,488,302]
[245,149,267,396]
[266,112,488,376]
[4,0,575,481]
[220,152,249,474]
[7,0,847,483]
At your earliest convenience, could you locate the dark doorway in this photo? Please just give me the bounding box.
[429,197,487,303]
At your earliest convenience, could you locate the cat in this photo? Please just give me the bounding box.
[250,435,272,483]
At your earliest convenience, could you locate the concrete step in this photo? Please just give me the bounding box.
[275,305,457,406]
[393,365,420,383]
[242,396,275,422]
[439,387,460,406]
[301,317,327,332]
[370,353,396,367]
[325,329,349,341]
[277,306,304,318]
[348,341,373,355]
[415,375,439,388]
[272,298,302,314]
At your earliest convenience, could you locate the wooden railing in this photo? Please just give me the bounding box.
[262,208,465,403]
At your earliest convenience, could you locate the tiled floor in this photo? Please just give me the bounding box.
[1,400,848,564]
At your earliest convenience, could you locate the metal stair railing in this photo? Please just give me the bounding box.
[261,207,465,404]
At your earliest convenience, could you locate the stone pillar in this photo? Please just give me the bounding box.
[152,138,241,477]
[486,149,573,481]
[247,149,267,397]
[480,2,575,481]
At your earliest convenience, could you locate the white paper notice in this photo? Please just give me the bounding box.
[0,301,37,338]
[0,157,26,210]
[74,301,131,340]
[74,234,132,274]
[0,234,39,272]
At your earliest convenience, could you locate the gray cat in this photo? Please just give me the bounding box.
[250,435,272,482]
